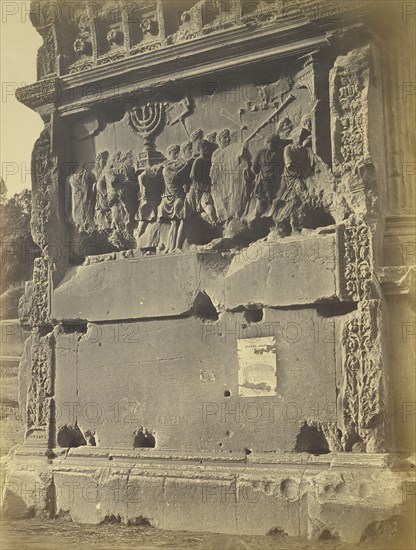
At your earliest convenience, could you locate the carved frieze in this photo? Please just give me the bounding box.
[15,77,61,111]
[338,216,374,302]
[61,68,339,258]
[31,126,54,249]
[330,47,372,176]
[19,255,51,331]
[26,0,368,78]
[340,301,386,452]
[25,329,55,446]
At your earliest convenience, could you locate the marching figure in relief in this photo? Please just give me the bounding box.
[210,129,252,223]
[158,144,189,252]
[249,133,287,218]
[187,139,218,225]
[105,151,136,248]
[134,164,164,241]
[272,119,314,235]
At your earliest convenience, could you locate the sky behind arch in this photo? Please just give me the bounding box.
[1,1,43,197]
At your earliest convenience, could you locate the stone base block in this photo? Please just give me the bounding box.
[2,449,415,544]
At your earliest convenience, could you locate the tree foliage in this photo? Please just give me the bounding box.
[0,183,39,297]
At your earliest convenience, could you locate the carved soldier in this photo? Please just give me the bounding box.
[250,133,287,217]
[105,151,136,246]
[180,140,195,193]
[134,163,164,240]
[158,144,188,251]
[191,128,204,157]
[272,124,314,235]
[187,139,218,225]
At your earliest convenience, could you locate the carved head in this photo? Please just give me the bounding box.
[206,131,217,144]
[73,37,88,54]
[277,117,293,138]
[181,141,193,159]
[217,128,231,148]
[107,28,123,46]
[191,129,204,152]
[265,133,279,150]
[140,16,156,35]
[300,114,312,134]
[180,11,192,25]
[167,144,181,160]
[199,139,211,157]
[96,151,109,171]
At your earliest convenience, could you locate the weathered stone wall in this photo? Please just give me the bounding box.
[2,0,414,543]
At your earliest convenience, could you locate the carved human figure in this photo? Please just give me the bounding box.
[182,140,193,160]
[210,129,251,222]
[191,128,204,157]
[105,151,136,245]
[211,128,231,163]
[93,151,110,231]
[272,124,314,235]
[180,140,195,193]
[66,165,96,232]
[187,139,218,224]
[250,133,287,217]
[135,163,164,240]
[158,144,189,251]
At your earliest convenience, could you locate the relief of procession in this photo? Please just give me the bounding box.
[65,84,337,258]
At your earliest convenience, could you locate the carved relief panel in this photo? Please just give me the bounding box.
[61,58,341,260]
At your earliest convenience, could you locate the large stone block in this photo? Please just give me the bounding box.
[53,307,338,453]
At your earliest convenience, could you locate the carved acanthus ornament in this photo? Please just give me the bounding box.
[25,329,54,445]
[338,217,374,302]
[341,302,385,452]
[30,125,55,250]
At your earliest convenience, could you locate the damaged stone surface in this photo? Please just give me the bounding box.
[3,0,415,544]
[52,233,341,322]
[2,450,414,544]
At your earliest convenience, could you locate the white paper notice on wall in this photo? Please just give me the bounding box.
[237,337,277,397]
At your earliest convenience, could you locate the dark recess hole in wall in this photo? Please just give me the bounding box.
[319,530,338,540]
[134,428,156,448]
[244,308,263,323]
[84,430,96,446]
[193,291,219,321]
[57,425,87,448]
[295,423,330,454]
[60,323,88,335]
[316,302,358,317]
[224,389,231,397]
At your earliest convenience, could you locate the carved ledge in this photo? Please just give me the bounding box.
[15,77,61,110]
[378,266,416,297]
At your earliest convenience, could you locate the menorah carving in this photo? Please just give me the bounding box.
[126,102,166,168]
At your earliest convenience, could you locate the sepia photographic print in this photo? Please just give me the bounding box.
[0,1,415,548]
